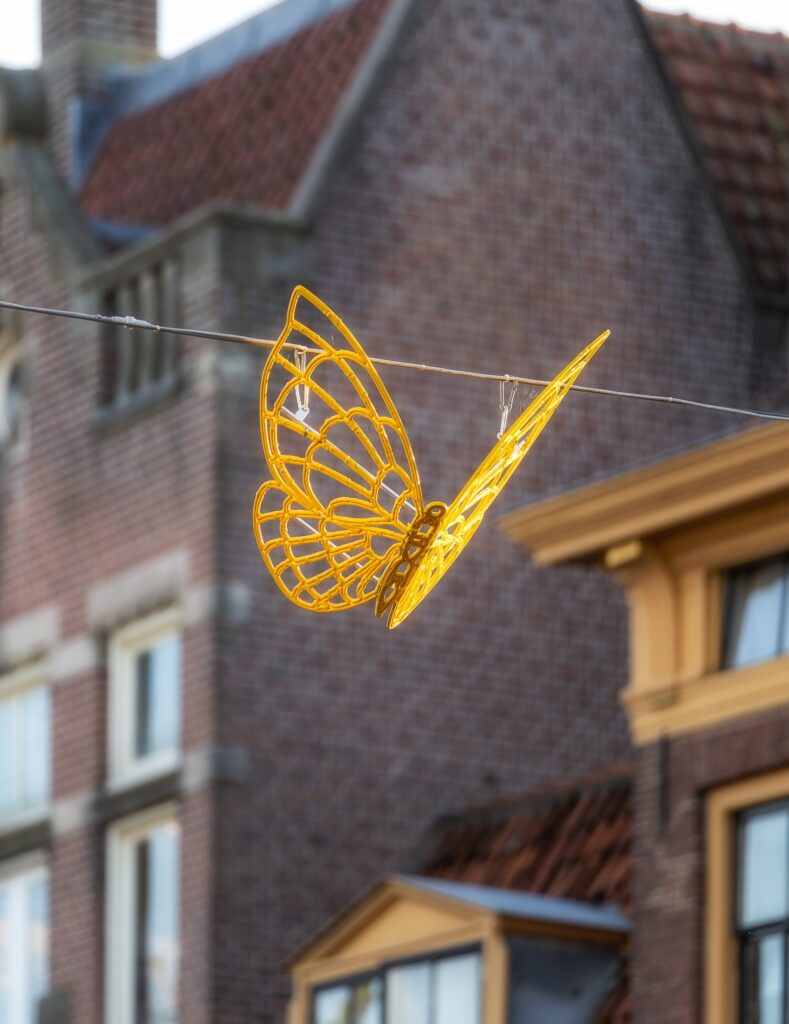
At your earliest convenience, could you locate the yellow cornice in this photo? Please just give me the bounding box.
[501,422,789,566]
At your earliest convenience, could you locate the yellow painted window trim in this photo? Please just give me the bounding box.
[291,929,506,1024]
[706,767,789,1024]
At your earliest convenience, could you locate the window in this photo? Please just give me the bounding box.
[106,806,180,1024]
[0,667,50,826]
[109,611,181,786]
[0,311,26,450]
[313,950,481,1024]
[0,860,49,1024]
[723,554,789,669]
[101,260,180,407]
[737,802,789,1024]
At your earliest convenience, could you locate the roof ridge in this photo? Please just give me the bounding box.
[642,6,789,49]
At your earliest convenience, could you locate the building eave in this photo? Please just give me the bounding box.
[500,422,789,566]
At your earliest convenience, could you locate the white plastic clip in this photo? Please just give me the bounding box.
[294,348,310,422]
[497,377,518,439]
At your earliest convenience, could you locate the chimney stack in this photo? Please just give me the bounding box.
[40,0,158,180]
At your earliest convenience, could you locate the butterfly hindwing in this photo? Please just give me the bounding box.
[255,287,424,612]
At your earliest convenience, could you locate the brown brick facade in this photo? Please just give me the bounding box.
[0,0,772,1021]
[633,707,789,1024]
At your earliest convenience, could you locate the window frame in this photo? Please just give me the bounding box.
[105,802,180,1024]
[108,608,182,789]
[310,944,483,1024]
[0,852,49,1024]
[707,768,789,1024]
[734,799,789,1024]
[0,662,51,831]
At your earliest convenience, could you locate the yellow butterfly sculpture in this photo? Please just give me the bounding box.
[254,287,609,628]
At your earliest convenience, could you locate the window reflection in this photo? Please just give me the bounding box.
[0,681,51,823]
[0,867,49,1024]
[724,556,788,668]
[134,823,180,1024]
[738,804,789,1023]
[134,637,181,760]
[313,952,480,1024]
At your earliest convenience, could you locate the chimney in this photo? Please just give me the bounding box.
[40,0,158,180]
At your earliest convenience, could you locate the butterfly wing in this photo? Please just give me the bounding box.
[385,329,611,628]
[254,286,424,612]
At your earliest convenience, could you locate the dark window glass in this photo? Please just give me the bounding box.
[101,261,180,408]
[723,555,789,669]
[737,803,789,1023]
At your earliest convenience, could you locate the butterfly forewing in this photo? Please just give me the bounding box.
[387,328,611,628]
[255,287,424,612]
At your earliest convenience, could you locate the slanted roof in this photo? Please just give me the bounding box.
[645,8,789,294]
[79,0,397,228]
[420,767,632,1024]
[421,765,632,912]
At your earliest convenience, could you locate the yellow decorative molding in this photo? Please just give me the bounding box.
[502,423,789,743]
[501,422,789,567]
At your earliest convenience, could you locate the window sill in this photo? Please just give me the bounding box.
[0,811,51,861]
[622,653,789,743]
[91,373,183,433]
[95,767,181,826]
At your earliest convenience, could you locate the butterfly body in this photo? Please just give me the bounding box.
[254,287,609,628]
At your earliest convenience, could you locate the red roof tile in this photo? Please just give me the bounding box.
[645,9,789,292]
[79,0,393,227]
[421,765,632,1024]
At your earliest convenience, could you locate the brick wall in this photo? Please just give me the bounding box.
[633,707,789,1024]
[0,155,218,1022]
[211,0,755,1019]
[0,0,771,1021]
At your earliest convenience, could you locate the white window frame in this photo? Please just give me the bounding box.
[0,853,49,1024]
[0,662,51,832]
[108,608,181,788]
[105,803,180,1024]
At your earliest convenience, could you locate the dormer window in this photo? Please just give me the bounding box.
[722,554,789,669]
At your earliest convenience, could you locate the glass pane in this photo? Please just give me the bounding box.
[725,560,785,668]
[27,875,49,1015]
[434,954,480,1024]
[22,688,50,809]
[314,985,353,1024]
[0,887,8,1024]
[743,934,784,1024]
[136,822,180,1024]
[135,637,180,759]
[355,979,382,1024]
[741,811,789,927]
[0,700,16,817]
[386,962,430,1024]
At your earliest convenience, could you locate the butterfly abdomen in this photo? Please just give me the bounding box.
[374,502,447,621]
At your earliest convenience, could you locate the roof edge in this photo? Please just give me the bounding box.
[287,0,421,225]
[500,421,789,566]
[75,201,306,288]
[630,0,776,303]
